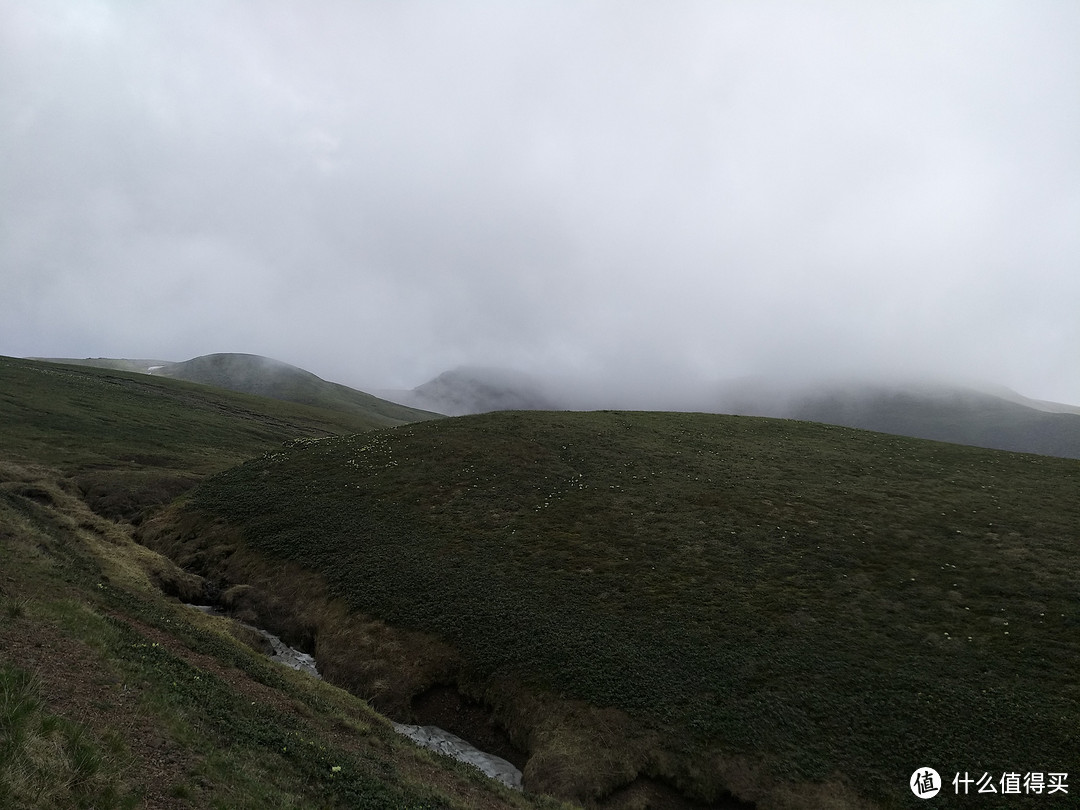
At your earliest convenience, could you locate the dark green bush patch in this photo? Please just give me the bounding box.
[182,410,1080,803]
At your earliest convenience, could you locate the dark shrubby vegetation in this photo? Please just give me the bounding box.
[186,410,1080,803]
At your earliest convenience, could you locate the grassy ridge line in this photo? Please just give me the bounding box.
[155,352,441,424]
[0,355,415,471]
[33,353,443,426]
[1,354,425,526]
[179,410,1080,805]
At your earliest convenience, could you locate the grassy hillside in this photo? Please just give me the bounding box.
[31,357,174,374]
[39,353,441,424]
[1,356,561,809]
[0,467,563,810]
[387,367,1080,459]
[153,410,1080,807]
[1,356,430,466]
[159,353,442,423]
[0,355,441,522]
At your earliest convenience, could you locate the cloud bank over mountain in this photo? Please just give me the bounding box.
[3,1,1079,404]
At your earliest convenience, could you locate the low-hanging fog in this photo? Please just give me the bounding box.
[3,1,1079,405]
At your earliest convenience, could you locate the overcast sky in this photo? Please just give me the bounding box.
[3,1,1079,404]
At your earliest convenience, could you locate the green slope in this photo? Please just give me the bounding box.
[1,355,436,473]
[159,353,442,423]
[0,355,443,525]
[31,356,175,373]
[0,356,558,810]
[39,352,442,423]
[163,410,1080,806]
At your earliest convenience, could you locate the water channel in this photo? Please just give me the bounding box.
[185,604,523,790]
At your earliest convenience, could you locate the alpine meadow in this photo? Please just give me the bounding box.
[142,408,1080,807]
[2,353,1078,807]
[7,3,1080,808]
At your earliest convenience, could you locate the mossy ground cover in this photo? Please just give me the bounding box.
[186,410,1080,804]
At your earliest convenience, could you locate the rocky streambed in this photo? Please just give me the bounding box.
[187,604,320,677]
[392,722,522,790]
[185,604,523,790]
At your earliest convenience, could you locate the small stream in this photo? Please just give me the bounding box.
[391,722,522,790]
[184,604,523,790]
[188,604,320,677]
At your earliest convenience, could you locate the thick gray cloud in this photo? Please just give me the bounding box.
[3,1,1079,403]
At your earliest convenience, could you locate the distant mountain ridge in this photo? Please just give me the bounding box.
[35,353,441,425]
[35,355,1080,459]
[378,366,558,416]
[387,366,1080,459]
[722,379,1080,459]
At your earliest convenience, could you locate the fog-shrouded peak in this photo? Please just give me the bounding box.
[386,364,1080,459]
[162,352,322,380]
[4,3,1078,406]
[380,366,562,417]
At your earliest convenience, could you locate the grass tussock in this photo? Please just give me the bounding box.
[0,664,135,810]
